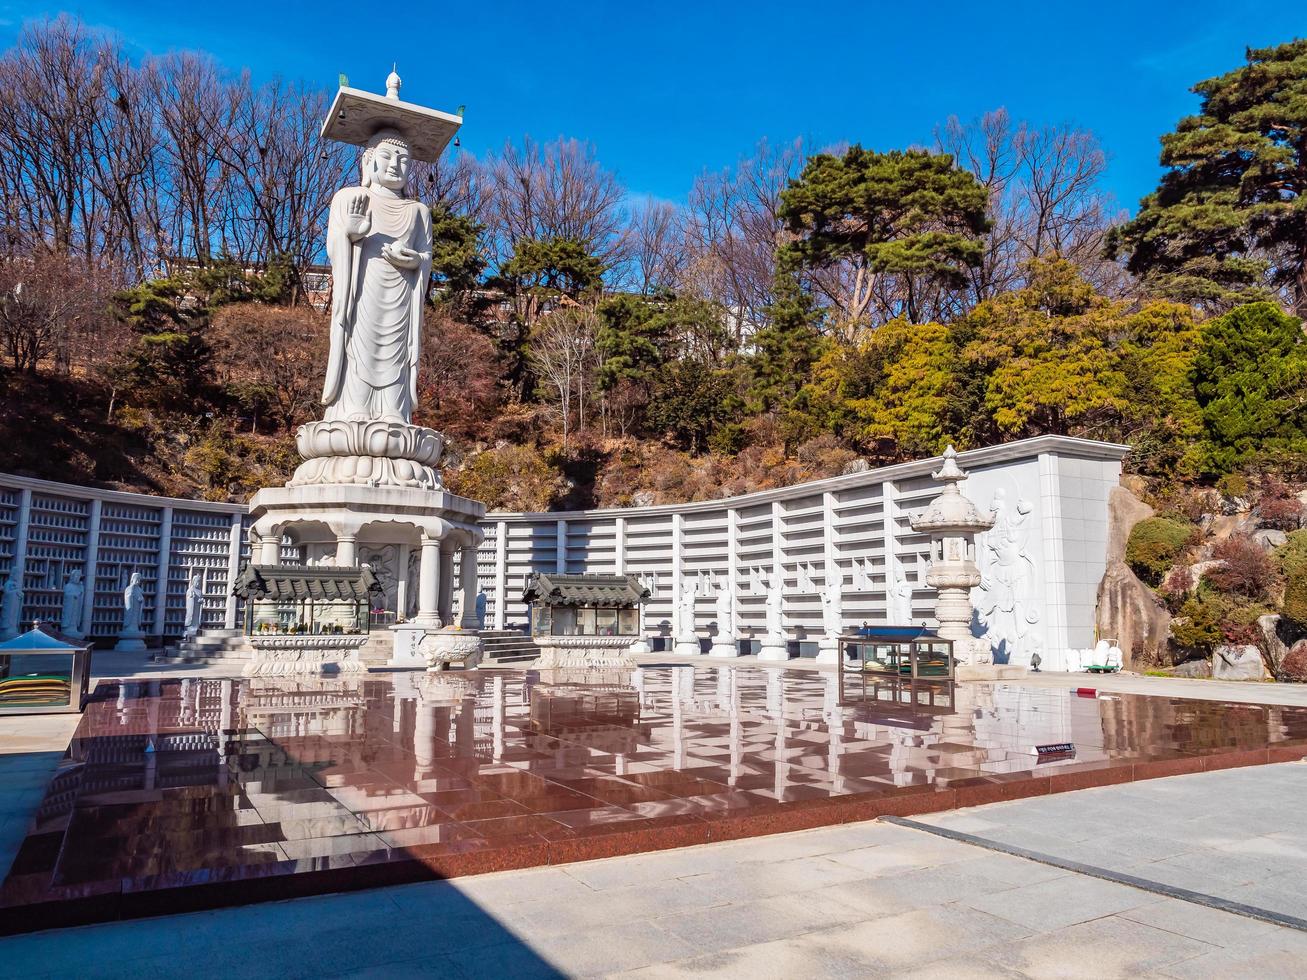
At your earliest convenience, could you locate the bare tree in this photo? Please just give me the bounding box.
[486,137,629,269]
[626,198,687,295]
[528,306,597,449]
[0,252,112,372]
[682,138,804,342]
[936,109,1122,301]
[209,302,328,431]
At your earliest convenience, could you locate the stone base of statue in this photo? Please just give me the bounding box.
[388,622,429,668]
[535,635,637,669]
[673,634,702,657]
[420,629,483,671]
[709,636,739,658]
[757,635,790,662]
[814,635,841,665]
[248,482,484,562]
[242,635,368,676]
[957,662,1029,682]
[289,419,444,490]
[627,636,653,656]
[114,631,146,653]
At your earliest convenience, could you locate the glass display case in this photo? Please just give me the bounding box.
[233,565,381,637]
[0,625,92,715]
[838,626,955,683]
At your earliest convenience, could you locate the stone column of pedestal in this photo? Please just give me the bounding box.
[259,530,280,566]
[437,546,455,624]
[336,534,357,567]
[395,542,411,620]
[416,538,442,627]
[458,545,479,629]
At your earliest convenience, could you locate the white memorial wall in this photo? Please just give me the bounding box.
[0,434,1126,657]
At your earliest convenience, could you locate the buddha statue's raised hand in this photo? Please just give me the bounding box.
[344,190,372,239]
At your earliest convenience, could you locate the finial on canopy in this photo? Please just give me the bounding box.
[386,65,401,100]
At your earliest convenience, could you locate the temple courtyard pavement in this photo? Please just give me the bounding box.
[2,657,1307,978]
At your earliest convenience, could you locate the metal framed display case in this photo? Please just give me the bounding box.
[0,624,92,715]
[837,626,955,682]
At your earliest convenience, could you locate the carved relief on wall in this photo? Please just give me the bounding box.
[977,488,1043,664]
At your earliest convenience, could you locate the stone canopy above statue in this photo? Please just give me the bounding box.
[321,69,463,162]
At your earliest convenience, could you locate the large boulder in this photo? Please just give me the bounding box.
[1097,486,1171,667]
[1258,614,1290,673]
[1253,528,1288,551]
[1212,644,1268,682]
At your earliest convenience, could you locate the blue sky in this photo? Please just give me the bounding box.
[2,1,1304,212]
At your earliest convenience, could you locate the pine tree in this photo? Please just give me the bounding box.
[1109,40,1307,315]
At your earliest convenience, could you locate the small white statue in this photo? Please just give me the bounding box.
[715,581,735,638]
[60,569,85,635]
[764,572,784,638]
[678,576,698,640]
[0,575,23,637]
[820,580,842,638]
[122,571,145,634]
[184,573,205,638]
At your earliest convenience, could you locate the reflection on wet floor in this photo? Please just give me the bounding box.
[3,664,1306,932]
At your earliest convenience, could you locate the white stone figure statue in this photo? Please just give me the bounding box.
[815,567,844,664]
[322,129,433,425]
[979,488,1042,665]
[674,575,700,656]
[758,568,789,661]
[887,565,913,624]
[60,569,85,636]
[0,575,23,638]
[121,571,145,634]
[709,578,737,658]
[184,572,205,639]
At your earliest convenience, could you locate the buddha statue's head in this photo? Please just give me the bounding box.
[362,128,413,194]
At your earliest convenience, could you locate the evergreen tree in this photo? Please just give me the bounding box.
[748,266,825,411]
[1191,301,1307,474]
[1109,40,1307,315]
[429,204,486,298]
[778,146,990,325]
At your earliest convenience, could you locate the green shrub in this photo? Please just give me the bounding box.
[1216,472,1249,499]
[1170,593,1226,652]
[1283,571,1307,628]
[1126,517,1198,586]
[1276,530,1307,579]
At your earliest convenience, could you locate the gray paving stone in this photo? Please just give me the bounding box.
[986,915,1217,979]
[965,873,1159,930]
[650,890,866,955]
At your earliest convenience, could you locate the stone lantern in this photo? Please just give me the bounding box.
[910,446,995,665]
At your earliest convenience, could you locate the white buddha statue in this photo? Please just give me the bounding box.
[122,571,145,634]
[60,569,85,635]
[321,128,433,425]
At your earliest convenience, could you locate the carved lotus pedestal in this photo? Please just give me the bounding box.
[290,419,444,490]
[242,635,369,677]
[673,633,702,657]
[420,629,483,671]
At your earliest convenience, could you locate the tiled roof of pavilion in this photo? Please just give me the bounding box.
[522,573,649,607]
[233,565,381,602]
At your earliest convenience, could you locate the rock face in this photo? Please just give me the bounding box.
[1096,486,1171,668]
[1253,528,1288,551]
[1258,614,1290,674]
[1212,644,1268,682]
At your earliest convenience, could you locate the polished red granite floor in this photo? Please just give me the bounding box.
[4,664,1307,933]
